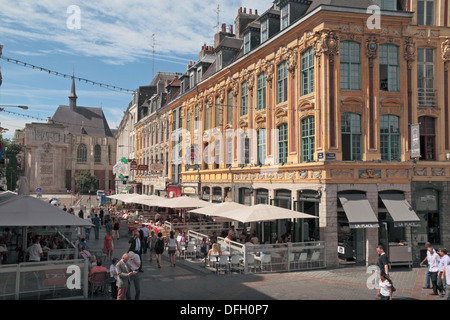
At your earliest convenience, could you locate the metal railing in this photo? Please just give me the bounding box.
[164,221,223,235]
[0,259,89,300]
[188,230,326,274]
[418,88,437,107]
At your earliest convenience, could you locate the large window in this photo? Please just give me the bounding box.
[240,132,250,166]
[417,0,434,26]
[277,61,288,104]
[301,47,315,95]
[215,97,221,128]
[341,113,362,161]
[205,103,210,130]
[380,115,400,161]
[301,116,315,162]
[419,116,436,160]
[379,44,399,92]
[94,144,101,163]
[77,144,87,163]
[340,41,361,90]
[257,72,266,110]
[417,48,435,107]
[186,109,191,132]
[227,91,233,125]
[278,123,288,164]
[241,81,248,116]
[257,129,266,165]
[195,105,199,130]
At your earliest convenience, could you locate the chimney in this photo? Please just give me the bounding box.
[235,6,260,39]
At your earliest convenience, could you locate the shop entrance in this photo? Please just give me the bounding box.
[293,190,320,242]
[269,189,292,243]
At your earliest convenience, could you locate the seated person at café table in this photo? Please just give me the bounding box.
[202,243,223,266]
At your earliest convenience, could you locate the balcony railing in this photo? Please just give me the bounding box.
[418,88,437,107]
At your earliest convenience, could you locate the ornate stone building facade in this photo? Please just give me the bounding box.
[163,1,450,268]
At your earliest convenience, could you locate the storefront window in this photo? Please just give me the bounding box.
[415,189,440,244]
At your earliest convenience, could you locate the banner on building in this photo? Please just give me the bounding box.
[410,124,420,159]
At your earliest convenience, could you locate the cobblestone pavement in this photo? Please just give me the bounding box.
[79,221,445,302]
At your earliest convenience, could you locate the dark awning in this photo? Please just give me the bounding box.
[338,193,379,228]
[379,193,421,227]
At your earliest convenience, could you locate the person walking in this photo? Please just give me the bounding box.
[84,216,92,240]
[125,251,141,300]
[438,248,449,297]
[444,252,450,300]
[140,224,150,255]
[115,253,136,300]
[113,218,120,240]
[419,242,434,289]
[428,246,442,296]
[376,245,390,276]
[103,230,114,261]
[167,231,178,267]
[92,214,100,240]
[377,272,393,300]
[155,232,165,268]
[128,229,143,272]
[109,258,119,300]
[148,231,157,262]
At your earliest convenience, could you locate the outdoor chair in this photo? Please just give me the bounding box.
[216,255,230,274]
[185,245,197,260]
[89,271,108,298]
[230,255,243,273]
[298,252,308,269]
[260,254,272,272]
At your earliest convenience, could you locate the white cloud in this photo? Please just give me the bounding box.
[0,0,274,65]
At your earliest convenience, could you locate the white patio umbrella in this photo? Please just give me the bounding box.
[107,193,135,201]
[152,195,213,209]
[135,195,167,207]
[209,204,318,223]
[188,201,246,216]
[121,194,156,204]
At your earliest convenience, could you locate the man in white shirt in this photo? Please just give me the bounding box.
[438,249,450,297]
[126,251,141,300]
[27,237,43,262]
[444,253,450,300]
[140,224,150,254]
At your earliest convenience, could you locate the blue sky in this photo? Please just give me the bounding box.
[0,0,273,139]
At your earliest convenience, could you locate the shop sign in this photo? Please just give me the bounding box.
[350,223,379,229]
[183,187,196,194]
[394,221,421,228]
[137,164,148,171]
[151,163,164,171]
[130,160,138,170]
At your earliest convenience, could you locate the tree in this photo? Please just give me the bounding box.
[74,170,98,194]
[0,137,22,191]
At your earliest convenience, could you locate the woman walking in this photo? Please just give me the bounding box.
[167,231,178,267]
[103,230,114,261]
[155,232,165,268]
[377,272,393,300]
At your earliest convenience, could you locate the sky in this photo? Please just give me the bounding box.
[0,0,274,139]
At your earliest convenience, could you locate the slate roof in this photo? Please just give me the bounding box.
[52,104,114,137]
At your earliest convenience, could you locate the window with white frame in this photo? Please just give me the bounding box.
[417,0,434,25]
[257,72,266,110]
[417,47,436,107]
[301,116,315,162]
[281,4,289,29]
[257,129,266,165]
[261,19,268,43]
[244,32,251,54]
[241,81,248,116]
[379,44,399,92]
[301,47,315,95]
[277,61,287,104]
[340,41,361,90]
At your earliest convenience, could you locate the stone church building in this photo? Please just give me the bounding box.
[20,78,116,194]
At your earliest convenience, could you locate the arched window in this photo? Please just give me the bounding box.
[419,116,436,160]
[77,144,87,163]
[278,123,288,164]
[94,144,101,163]
[301,116,315,162]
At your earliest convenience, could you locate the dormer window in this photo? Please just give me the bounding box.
[261,19,268,43]
[281,5,289,29]
[381,0,396,10]
[244,32,251,54]
[189,72,195,88]
[216,51,223,71]
[197,68,202,82]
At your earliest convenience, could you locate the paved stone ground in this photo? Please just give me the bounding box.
[81,220,444,302]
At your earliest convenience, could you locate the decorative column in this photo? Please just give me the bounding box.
[265,62,274,157]
[287,48,298,153]
[442,39,450,150]
[313,31,340,149]
[365,35,379,150]
[404,37,416,149]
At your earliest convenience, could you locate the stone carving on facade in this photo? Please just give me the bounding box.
[386,169,408,178]
[431,168,446,176]
[265,61,274,88]
[404,36,416,69]
[287,172,296,180]
[442,39,450,71]
[313,30,340,64]
[287,48,298,76]
[330,169,353,177]
[246,71,255,94]
[359,169,381,179]
[414,167,427,176]
[299,170,308,179]
[312,170,322,179]
[365,35,379,67]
